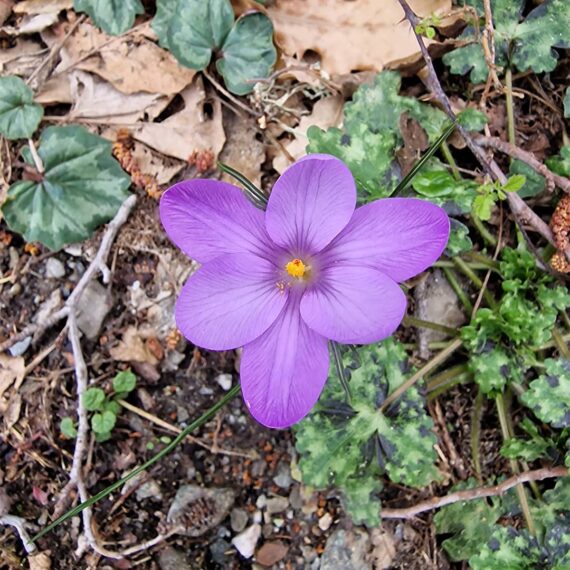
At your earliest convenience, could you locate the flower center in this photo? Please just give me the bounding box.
[285,258,306,278]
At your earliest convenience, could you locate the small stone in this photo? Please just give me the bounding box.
[210,538,231,565]
[45,258,65,279]
[216,373,232,391]
[232,523,261,558]
[230,508,248,533]
[253,510,262,524]
[289,485,302,510]
[273,517,284,528]
[256,540,289,567]
[266,496,289,515]
[318,512,333,531]
[273,461,292,489]
[158,547,191,570]
[135,479,163,502]
[320,529,372,570]
[256,495,267,510]
[8,336,31,357]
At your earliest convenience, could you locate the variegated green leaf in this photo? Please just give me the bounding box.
[216,12,276,95]
[522,359,570,428]
[307,71,447,200]
[2,126,131,250]
[74,0,144,35]
[0,76,43,140]
[158,0,234,70]
[151,0,177,49]
[445,219,473,257]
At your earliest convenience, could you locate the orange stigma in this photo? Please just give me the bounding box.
[285,258,306,278]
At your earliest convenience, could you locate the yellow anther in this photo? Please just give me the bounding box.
[285,258,306,278]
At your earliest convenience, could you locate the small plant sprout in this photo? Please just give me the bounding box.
[160,154,450,428]
[472,174,526,221]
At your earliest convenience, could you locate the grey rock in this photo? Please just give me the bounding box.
[216,373,232,391]
[8,336,31,357]
[266,496,289,515]
[76,280,112,341]
[289,485,303,510]
[209,538,231,565]
[231,523,261,558]
[45,258,65,279]
[158,547,191,570]
[320,529,372,570]
[318,512,333,531]
[256,494,267,509]
[273,461,292,489]
[230,508,248,533]
[135,479,163,501]
[167,484,235,537]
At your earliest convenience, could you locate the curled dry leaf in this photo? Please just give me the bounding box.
[109,326,160,367]
[132,76,226,162]
[273,94,343,173]
[13,0,72,14]
[51,21,196,96]
[267,0,451,75]
[0,354,25,400]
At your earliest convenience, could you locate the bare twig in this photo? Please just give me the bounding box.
[475,135,570,194]
[481,0,502,93]
[27,139,44,174]
[202,69,260,118]
[382,466,568,519]
[0,514,37,554]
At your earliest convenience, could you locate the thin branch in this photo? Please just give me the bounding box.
[0,515,37,554]
[475,135,570,194]
[202,69,259,118]
[381,466,568,519]
[27,139,44,174]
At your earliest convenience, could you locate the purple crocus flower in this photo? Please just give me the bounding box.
[160,155,449,428]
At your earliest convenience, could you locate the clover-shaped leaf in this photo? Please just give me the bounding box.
[113,370,137,394]
[153,0,276,95]
[2,126,131,250]
[0,76,43,140]
[443,0,570,82]
[307,71,448,200]
[522,359,570,428]
[295,339,439,526]
[83,387,106,411]
[74,0,144,36]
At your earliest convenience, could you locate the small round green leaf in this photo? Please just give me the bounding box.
[91,410,116,434]
[2,125,131,250]
[83,387,106,411]
[216,12,277,95]
[112,370,136,393]
[0,76,43,140]
[166,0,234,70]
[74,0,144,36]
[60,417,78,439]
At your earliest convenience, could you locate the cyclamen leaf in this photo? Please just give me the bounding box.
[522,359,570,428]
[546,146,570,177]
[509,159,545,198]
[0,76,43,140]
[2,126,131,250]
[165,0,234,70]
[74,0,144,36]
[216,12,277,95]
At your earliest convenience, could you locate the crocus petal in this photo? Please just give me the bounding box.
[300,265,407,344]
[322,198,450,282]
[175,253,287,350]
[240,295,330,428]
[160,179,274,264]
[265,154,356,254]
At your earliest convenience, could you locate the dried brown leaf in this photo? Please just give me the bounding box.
[267,0,451,75]
[110,327,159,366]
[0,354,25,400]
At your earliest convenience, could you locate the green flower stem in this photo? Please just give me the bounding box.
[426,371,471,400]
[434,260,494,270]
[403,315,458,337]
[426,363,470,399]
[464,251,500,271]
[440,141,461,181]
[32,384,241,543]
[331,341,351,403]
[505,68,516,147]
[552,328,570,360]
[561,311,570,332]
[470,389,484,480]
[471,215,498,248]
[452,257,498,310]
[217,161,268,209]
[380,337,463,412]
[441,266,473,313]
[495,392,536,536]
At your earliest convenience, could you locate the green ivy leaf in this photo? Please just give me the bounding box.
[2,126,131,250]
[216,12,277,95]
[546,146,570,177]
[522,359,570,428]
[112,370,137,394]
[83,387,106,411]
[509,159,545,198]
[74,0,144,36]
[295,339,439,526]
[164,0,234,70]
[91,410,116,434]
[445,219,473,257]
[434,479,504,561]
[60,417,78,439]
[0,76,43,140]
[443,0,570,82]
[307,71,447,200]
